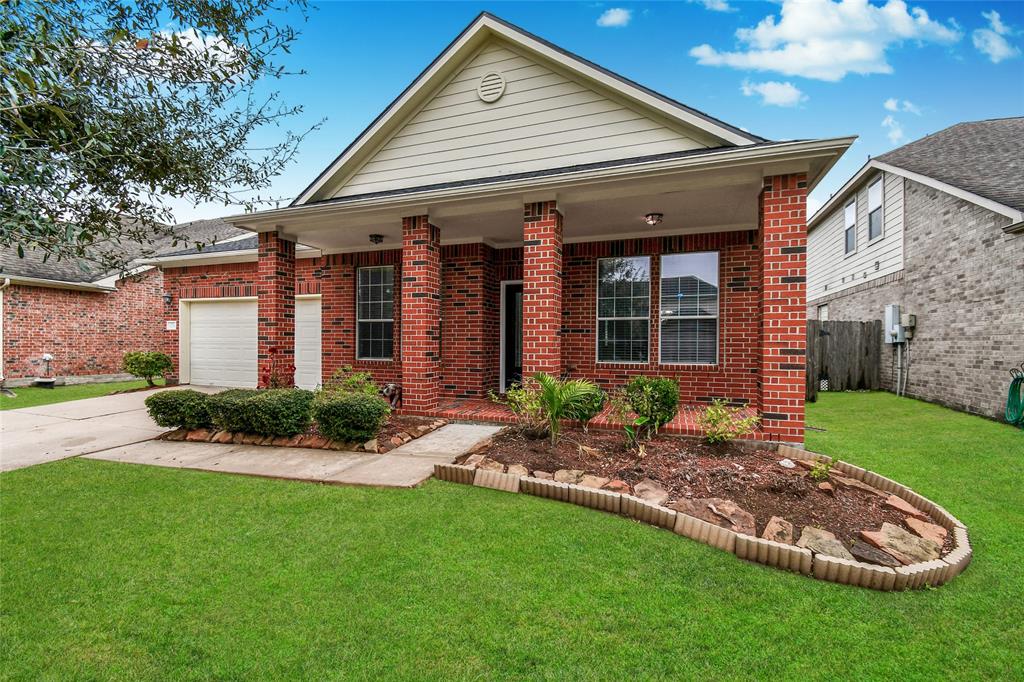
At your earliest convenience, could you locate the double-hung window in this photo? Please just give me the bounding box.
[659,252,719,365]
[597,256,650,363]
[844,200,857,254]
[867,178,883,240]
[356,266,394,360]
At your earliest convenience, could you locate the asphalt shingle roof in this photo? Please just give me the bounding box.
[876,117,1024,213]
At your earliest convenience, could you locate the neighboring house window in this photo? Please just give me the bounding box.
[867,177,883,240]
[659,252,719,365]
[818,304,829,321]
[844,200,857,254]
[597,256,650,363]
[356,266,394,360]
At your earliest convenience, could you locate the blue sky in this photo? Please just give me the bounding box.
[169,0,1024,223]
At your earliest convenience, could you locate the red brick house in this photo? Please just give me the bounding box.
[151,14,853,444]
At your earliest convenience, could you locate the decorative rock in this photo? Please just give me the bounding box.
[303,435,330,449]
[602,479,630,493]
[389,436,404,446]
[413,425,431,437]
[794,459,818,471]
[476,457,505,472]
[532,470,553,480]
[164,428,188,442]
[579,475,611,489]
[884,495,928,521]
[554,469,584,484]
[241,433,262,445]
[850,540,902,568]
[796,526,855,561]
[818,481,835,495]
[231,432,247,445]
[579,445,601,458]
[463,454,485,467]
[271,435,292,447]
[634,478,670,506]
[778,458,796,469]
[507,464,529,477]
[671,497,756,536]
[860,522,941,565]
[363,439,378,454]
[398,432,413,444]
[761,516,795,544]
[905,517,948,546]
[831,474,887,498]
[185,428,212,442]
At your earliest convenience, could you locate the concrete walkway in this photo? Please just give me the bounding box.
[0,386,221,472]
[83,423,502,487]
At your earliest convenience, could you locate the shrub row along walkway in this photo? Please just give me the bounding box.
[83,423,503,487]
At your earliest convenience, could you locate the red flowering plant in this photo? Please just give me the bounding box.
[259,347,295,389]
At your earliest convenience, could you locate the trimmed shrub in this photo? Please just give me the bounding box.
[624,376,679,437]
[122,351,173,386]
[321,365,380,397]
[313,392,391,443]
[207,388,314,437]
[145,390,211,430]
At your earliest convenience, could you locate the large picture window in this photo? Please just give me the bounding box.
[356,266,394,360]
[867,177,883,241]
[659,252,719,365]
[597,256,650,363]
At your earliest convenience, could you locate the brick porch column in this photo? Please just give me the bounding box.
[759,173,808,443]
[257,231,296,387]
[400,216,442,411]
[522,201,563,379]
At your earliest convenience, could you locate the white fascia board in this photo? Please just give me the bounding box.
[90,264,154,289]
[140,245,322,267]
[0,274,117,292]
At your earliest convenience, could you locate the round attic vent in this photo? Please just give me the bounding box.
[477,72,506,103]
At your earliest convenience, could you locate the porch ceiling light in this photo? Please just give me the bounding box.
[369,234,384,244]
[644,213,663,226]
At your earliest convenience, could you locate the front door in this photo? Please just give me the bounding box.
[502,282,523,390]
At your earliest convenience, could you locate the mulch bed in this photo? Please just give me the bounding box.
[460,426,953,552]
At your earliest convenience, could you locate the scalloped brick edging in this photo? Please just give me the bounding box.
[434,446,973,591]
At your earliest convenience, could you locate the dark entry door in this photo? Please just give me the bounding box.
[503,283,523,389]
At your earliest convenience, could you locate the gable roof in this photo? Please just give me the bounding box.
[294,12,766,206]
[810,117,1024,231]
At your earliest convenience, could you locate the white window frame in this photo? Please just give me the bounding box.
[817,303,829,321]
[355,265,394,361]
[843,199,857,256]
[657,251,720,366]
[867,176,884,243]
[595,256,651,365]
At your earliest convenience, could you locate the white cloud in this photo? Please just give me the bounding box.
[883,97,921,115]
[689,0,736,13]
[740,79,807,107]
[882,114,904,143]
[972,10,1021,63]
[597,8,632,28]
[689,0,962,81]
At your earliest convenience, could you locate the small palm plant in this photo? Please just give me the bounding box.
[533,372,603,445]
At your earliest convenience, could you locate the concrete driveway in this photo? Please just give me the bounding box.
[0,386,219,472]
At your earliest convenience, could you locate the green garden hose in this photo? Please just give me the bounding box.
[1007,375,1024,428]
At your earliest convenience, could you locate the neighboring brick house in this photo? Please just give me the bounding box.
[807,118,1024,420]
[149,13,853,444]
[0,220,243,385]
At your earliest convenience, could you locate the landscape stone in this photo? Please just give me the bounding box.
[579,475,611,489]
[363,439,378,454]
[507,464,529,477]
[463,454,485,467]
[634,478,670,505]
[389,436,404,446]
[818,481,835,495]
[761,516,795,544]
[241,433,262,445]
[884,495,929,521]
[850,540,902,568]
[185,428,212,442]
[831,474,887,497]
[532,470,553,480]
[860,522,941,565]
[579,445,601,458]
[796,526,855,560]
[398,432,413,444]
[602,479,630,493]
[477,457,505,472]
[671,497,755,536]
[778,458,796,469]
[554,469,584,484]
[164,428,188,442]
[231,432,247,445]
[905,517,948,546]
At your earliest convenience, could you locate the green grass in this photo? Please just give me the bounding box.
[0,379,159,411]
[1,392,1022,679]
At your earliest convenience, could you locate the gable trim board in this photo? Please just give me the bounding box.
[809,159,1024,232]
[294,12,764,206]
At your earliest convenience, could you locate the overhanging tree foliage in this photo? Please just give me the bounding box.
[0,0,314,274]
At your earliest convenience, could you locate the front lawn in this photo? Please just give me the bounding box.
[0,379,159,411]
[1,392,1021,678]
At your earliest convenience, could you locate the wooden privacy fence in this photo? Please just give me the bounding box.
[806,320,882,401]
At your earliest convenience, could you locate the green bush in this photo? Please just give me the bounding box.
[207,388,314,437]
[144,390,210,430]
[321,365,380,397]
[489,382,546,439]
[696,399,760,444]
[624,376,679,438]
[534,373,604,445]
[122,351,173,386]
[313,392,391,443]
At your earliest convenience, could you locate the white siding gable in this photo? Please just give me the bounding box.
[808,171,905,302]
[331,39,715,198]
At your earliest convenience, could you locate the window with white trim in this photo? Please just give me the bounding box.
[867,177,883,240]
[659,252,719,365]
[356,266,394,360]
[597,256,650,363]
[844,200,857,254]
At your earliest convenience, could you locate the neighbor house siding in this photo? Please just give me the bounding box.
[331,39,711,198]
[807,171,904,302]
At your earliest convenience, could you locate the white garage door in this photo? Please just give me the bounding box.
[294,297,322,389]
[189,300,257,387]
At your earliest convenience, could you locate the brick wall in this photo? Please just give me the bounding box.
[400,216,442,411]
[441,243,497,398]
[256,233,296,387]
[522,201,563,377]
[808,179,1023,419]
[2,268,163,380]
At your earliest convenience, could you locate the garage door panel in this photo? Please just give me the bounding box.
[189,300,257,388]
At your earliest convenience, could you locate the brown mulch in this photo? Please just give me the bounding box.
[462,426,952,551]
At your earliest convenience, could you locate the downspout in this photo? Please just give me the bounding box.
[0,278,10,383]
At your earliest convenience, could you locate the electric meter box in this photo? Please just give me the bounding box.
[884,304,905,344]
